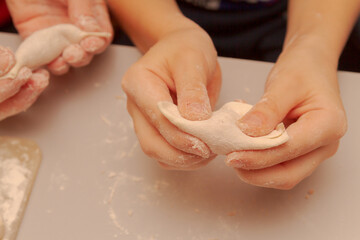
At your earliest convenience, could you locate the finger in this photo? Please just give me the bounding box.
[226,108,347,170]
[0,46,15,76]
[206,61,222,109]
[6,3,70,38]
[127,99,212,169]
[157,155,215,171]
[47,57,70,75]
[80,36,107,54]
[122,64,211,158]
[0,68,32,102]
[81,1,113,54]
[0,69,49,121]
[90,0,113,36]
[68,0,113,54]
[62,44,93,67]
[170,49,213,121]
[235,142,339,190]
[237,68,305,137]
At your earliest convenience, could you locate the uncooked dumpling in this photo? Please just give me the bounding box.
[0,24,111,80]
[158,101,289,155]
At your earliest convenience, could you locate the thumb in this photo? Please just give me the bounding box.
[237,89,297,137]
[68,0,112,53]
[173,58,212,121]
[68,0,101,32]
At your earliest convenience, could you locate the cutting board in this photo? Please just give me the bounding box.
[0,137,41,240]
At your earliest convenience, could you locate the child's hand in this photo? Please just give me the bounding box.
[122,26,222,170]
[226,39,347,189]
[6,0,113,75]
[0,47,49,121]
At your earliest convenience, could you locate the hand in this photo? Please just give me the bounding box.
[226,39,347,189]
[0,46,49,121]
[6,0,113,75]
[122,25,222,170]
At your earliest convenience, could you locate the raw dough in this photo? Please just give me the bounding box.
[0,24,111,80]
[158,101,289,155]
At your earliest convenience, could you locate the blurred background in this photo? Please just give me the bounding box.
[1,0,359,73]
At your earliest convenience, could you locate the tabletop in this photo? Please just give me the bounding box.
[0,32,360,240]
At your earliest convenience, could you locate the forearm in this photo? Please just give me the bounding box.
[284,0,360,63]
[107,0,196,53]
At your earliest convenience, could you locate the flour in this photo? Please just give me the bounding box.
[108,207,130,235]
[101,115,112,126]
[0,157,30,239]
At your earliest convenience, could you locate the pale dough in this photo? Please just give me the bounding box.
[0,24,111,80]
[158,101,289,155]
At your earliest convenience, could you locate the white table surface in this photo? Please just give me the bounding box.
[0,32,360,240]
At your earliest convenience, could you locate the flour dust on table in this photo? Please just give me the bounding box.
[0,137,42,240]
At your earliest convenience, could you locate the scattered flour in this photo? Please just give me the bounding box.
[0,158,30,240]
[100,115,112,126]
[103,170,171,238]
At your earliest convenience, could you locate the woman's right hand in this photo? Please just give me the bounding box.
[0,46,49,121]
[122,24,222,170]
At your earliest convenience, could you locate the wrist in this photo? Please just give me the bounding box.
[282,32,339,69]
[108,0,200,53]
[141,16,203,52]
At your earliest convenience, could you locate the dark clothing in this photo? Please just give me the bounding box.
[177,0,280,11]
[178,0,287,62]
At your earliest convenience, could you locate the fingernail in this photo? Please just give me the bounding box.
[31,70,50,89]
[17,67,32,80]
[186,135,211,159]
[63,45,85,63]
[189,102,211,120]
[225,152,245,167]
[0,47,15,76]
[237,112,264,137]
[80,36,106,53]
[52,64,70,75]
[180,102,212,121]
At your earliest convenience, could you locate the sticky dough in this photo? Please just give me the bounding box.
[0,24,111,80]
[158,101,289,155]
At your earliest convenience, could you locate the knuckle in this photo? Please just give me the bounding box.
[329,109,348,140]
[120,78,129,93]
[121,72,132,93]
[121,64,141,94]
[139,142,158,160]
[327,141,340,158]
